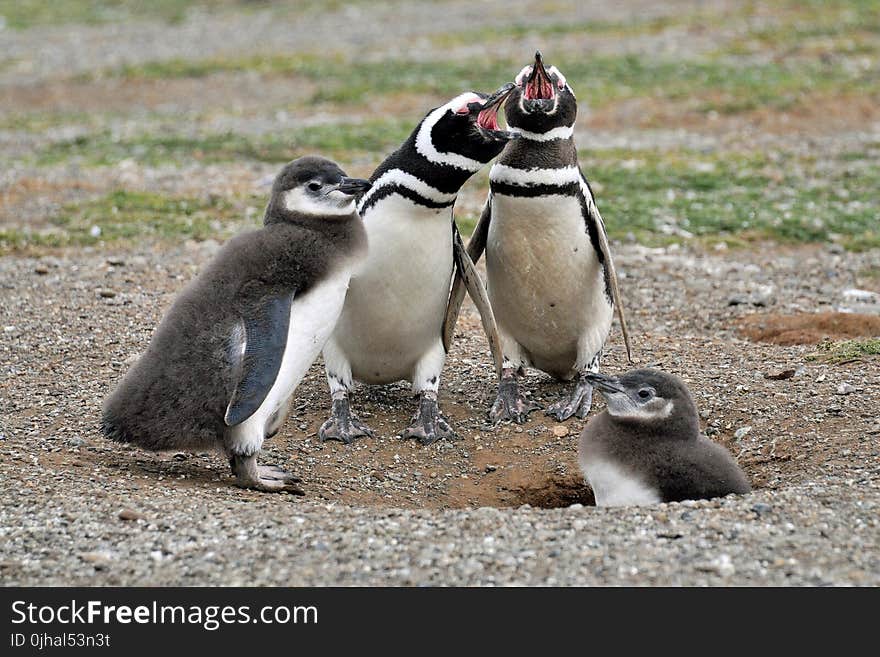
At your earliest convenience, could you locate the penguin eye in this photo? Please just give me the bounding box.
[307,181,322,192]
[637,388,654,400]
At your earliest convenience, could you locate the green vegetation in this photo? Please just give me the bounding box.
[88,50,878,116]
[36,120,411,167]
[0,190,250,254]
[808,338,880,363]
[578,149,880,250]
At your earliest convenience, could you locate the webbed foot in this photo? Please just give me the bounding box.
[319,396,374,444]
[489,375,541,424]
[400,393,456,445]
[229,455,304,495]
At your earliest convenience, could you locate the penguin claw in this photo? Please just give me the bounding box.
[489,378,541,424]
[230,456,305,495]
[319,398,374,444]
[546,383,593,421]
[400,394,457,445]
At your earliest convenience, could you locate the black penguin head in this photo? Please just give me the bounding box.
[586,368,699,430]
[416,83,519,168]
[266,156,371,223]
[504,51,577,135]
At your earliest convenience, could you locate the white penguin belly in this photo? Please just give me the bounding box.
[486,193,613,376]
[332,196,453,384]
[257,269,352,419]
[580,457,661,507]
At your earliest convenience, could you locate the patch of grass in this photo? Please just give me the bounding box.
[578,148,880,250]
[92,50,878,116]
[429,14,689,49]
[0,0,284,30]
[808,338,880,363]
[35,119,411,167]
[726,0,880,56]
[0,190,249,255]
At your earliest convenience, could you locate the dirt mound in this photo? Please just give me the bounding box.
[738,312,880,346]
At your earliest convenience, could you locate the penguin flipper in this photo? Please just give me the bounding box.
[225,292,295,427]
[579,178,633,363]
[442,197,492,352]
[450,221,503,376]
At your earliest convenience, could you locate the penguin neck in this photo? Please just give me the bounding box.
[606,408,701,442]
[496,134,578,171]
[263,203,365,249]
[358,132,485,215]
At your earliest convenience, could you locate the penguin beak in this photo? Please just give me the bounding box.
[475,82,518,142]
[335,177,372,197]
[584,372,626,395]
[523,51,556,112]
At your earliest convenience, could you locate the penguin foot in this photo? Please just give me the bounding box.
[230,455,305,495]
[546,380,594,421]
[489,377,541,424]
[400,394,456,445]
[319,397,374,444]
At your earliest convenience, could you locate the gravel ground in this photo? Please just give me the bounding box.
[1,0,878,586]
[1,242,878,586]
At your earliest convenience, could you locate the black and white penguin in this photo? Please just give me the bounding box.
[444,52,632,424]
[579,369,751,506]
[101,156,370,493]
[320,85,516,445]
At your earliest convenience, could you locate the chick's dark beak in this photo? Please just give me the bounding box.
[336,177,372,196]
[584,372,626,395]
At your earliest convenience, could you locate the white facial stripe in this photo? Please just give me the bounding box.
[607,399,674,421]
[546,65,567,89]
[515,65,533,86]
[491,163,581,187]
[365,168,458,206]
[511,125,574,142]
[414,92,486,172]
[284,188,354,217]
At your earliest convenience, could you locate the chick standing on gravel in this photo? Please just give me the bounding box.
[101,156,370,493]
[579,368,751,506]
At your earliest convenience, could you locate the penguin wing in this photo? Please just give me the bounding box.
[224,291,295,427]
[442,196,492,352]
[578,174,633,363]
[449,220,503,374]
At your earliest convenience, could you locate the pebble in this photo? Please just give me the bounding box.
[552,425,570,438]
[734,426,752,440]
[765,369,796,380]
[118,508,145,521]
[98,289,117,298]
[836,383,855,396]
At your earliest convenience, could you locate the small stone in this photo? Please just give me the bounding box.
[90,225,101,237]
[836,383,855,396]
[552,425,570,438]
[118,508,145,521]
[727,294,749,306]
[370,471,385,481]
[733,426,752,440]
[79,551,113,569]
[107,256,126,266]
[172,452,187,461]
[484,465,498,473]
[98,289,116,298]
[751,503,772,516]
[764,369,796,381]
[34,265,49,275]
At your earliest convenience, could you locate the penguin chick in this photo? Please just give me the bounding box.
[101,156,370,493]
[579,369,751,506]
